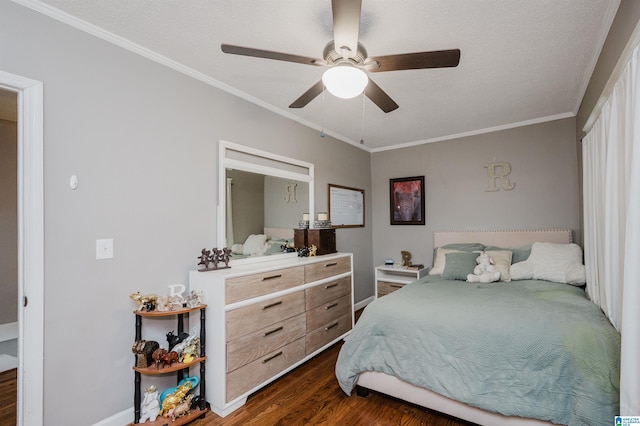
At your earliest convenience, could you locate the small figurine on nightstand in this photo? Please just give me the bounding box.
[401,250,412,267]
[309,244,317,256]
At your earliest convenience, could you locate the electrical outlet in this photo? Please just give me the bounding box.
[96,239,114,260]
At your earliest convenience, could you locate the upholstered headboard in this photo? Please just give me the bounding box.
[264,227,294,240]
[433,229,572,248]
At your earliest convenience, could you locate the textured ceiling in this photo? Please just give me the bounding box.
[20,0,619,151]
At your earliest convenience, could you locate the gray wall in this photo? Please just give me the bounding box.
[371,118,581,281]
[0,2,372,425]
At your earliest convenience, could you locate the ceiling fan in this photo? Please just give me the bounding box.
[221,0,460,113]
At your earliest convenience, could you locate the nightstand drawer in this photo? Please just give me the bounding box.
[305,276,351,310]
[226,338,305,402]
[227,291,305,338]
[226,266,304,304]
[306,294,351,333]
[377,281,406,297]
[304,256,351,282]
[227,313,305,372]
[305,313,351,355]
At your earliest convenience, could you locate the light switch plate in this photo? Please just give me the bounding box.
[96,239,114,260]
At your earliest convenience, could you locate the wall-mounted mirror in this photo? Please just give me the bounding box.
[218,140,314,263]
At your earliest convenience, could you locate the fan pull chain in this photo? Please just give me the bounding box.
[320,85,326,138]
[360,93,365,145]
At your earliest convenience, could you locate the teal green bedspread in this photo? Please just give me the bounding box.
[336,277,620,425]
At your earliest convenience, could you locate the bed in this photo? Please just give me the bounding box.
[335,229,620,425]
[229,227,295,258]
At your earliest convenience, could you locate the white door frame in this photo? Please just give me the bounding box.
[0,70,44,425]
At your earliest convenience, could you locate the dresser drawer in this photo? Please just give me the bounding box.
[226,338,305,403]
[305,293,351,333]
[305,276,351,310]
[227,291,305,338]
[226,266,304,304]
[227,313,305,372]
[304,256,351,283]
[305,313,351,355]
[377,281,406,297]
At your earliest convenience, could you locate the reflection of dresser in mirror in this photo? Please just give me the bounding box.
[293,228,336,255]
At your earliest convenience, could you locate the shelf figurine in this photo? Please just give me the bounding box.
[139,385,160,423]
[129,291,158,312]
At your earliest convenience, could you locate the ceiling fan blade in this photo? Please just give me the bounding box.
[332,0,362,59]
[221,44,325,67]
[289,80,325,109]
[365,79,399,113]
[369,49,461,73]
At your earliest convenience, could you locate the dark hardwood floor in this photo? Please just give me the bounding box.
[0,368,17,426]
[0,308,471,426]
[191,341,472,426]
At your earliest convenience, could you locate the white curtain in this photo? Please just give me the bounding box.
[226,178,234,247]
[582,44,640,416]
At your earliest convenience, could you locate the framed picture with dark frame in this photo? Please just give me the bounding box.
[389,176,425,225]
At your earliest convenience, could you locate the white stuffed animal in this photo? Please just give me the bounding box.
[467,251,501,283]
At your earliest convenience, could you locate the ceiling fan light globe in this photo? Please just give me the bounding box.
[322,66,368,99]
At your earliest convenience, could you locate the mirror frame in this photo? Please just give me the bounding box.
[218,140,315,263]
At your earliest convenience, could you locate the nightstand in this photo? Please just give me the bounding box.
[375,265,429,297]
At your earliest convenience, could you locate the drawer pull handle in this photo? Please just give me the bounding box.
[324,262,338,267]
[262,351,283,364]
[391,284,403,288]
[325,302,338,310]
[324,283,339,289]
[325,322,339,331]
[263,326,284,337]
[262,300,283,310]
[261,274,282,281]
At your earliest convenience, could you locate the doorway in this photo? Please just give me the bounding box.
[0,87,18,424]
[0,70,44,426]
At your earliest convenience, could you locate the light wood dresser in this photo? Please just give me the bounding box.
[189,253,353,417]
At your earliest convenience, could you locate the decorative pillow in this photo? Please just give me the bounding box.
[231,243,244,255]
[512,242,586,285]
[484,245,532,264]
[510,261,534,280]
[429,248,462,275]
[432,243,486,268]
[484,250,513,282]
[442,252,479,281]
[242,234,268,256]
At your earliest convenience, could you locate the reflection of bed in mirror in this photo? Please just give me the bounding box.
[229,227,295,259]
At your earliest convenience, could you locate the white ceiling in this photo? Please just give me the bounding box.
[22,0,619,151]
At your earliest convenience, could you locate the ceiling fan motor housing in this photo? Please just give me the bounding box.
[323,41,370,68]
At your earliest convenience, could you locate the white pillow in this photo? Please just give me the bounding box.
[242,234,268,256]
[231,243,244,255]
[510,261,534,280]
[512,242,586,285]
[485,250,513,282]
[429,248,462,275]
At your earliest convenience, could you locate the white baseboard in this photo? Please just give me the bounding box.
[0,322,18,342]
[92,407,133,426]
[354,296,374,312]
